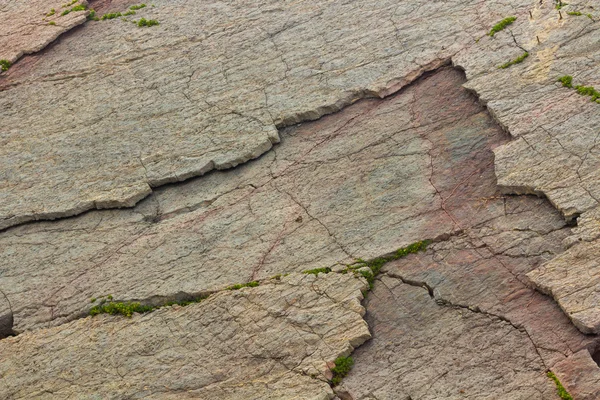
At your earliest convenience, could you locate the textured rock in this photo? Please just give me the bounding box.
[528,240,600,334]
[0,0,532,229]
[0,0,88,65]
[340,275,559,400]
[553,349,600,400]
[0,272,370,399]
[1,67,501,333]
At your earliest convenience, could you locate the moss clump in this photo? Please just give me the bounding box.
[558,75,573,88]
[0,59,11,72]
[123,10,136,16]
[547,372,573,400]
[46,8,56,16]
[226,281,260,291]
[89,301,154,317]
[575,84,600,101]
[101,12,122,20]
[567,10,582,16]
[61,4,86,16]
[303,267,332,275]
[87,9,99,21]
[137,18,159,27]
[498,52,529,69]
[555,1,567,10]
[48,21,57,26]
[488,16,516,36]
[62,0,78,8]
[331,356,354,385]
[130,3,147,10]
[349,241,429,289]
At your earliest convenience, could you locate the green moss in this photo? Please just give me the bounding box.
[101,12,122,20]
[555,1,567,10]
[90,297,96,303]
[558,75,573,88]
[123,10,136,16]
[547,372,573,400]
[61,4,86,16]
[62,0,78,8]
[130,3,147,10]
[331,356,354,386]
[48,21,57,26]
[89,301,154,317]
[575,84,600,101]
[87,9,99,21]
[303,267,332,275]
[567,11,582,16]
[137,18,159,27]
[349,241,430,289]
[0,59,11,72]
[498,52,529,69]
[226,281,260,291]
[46,8,56,16]
[488,16,516,36]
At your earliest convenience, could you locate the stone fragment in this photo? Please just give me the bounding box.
[528,240,600,334]
[0,273,370,399]
[0,0,88,65]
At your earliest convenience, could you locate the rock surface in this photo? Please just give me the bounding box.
[0,0,89,65]
[0,272,370,399]
[553,349,600,400]
[1,67,486,333]
[0,0,531,229]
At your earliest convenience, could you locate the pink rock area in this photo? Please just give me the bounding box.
[338,68,600,399]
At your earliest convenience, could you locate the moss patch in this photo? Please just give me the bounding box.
[137,18,159,27]
[547,372,573,400]
[303,267,332,275]
[348,240,429,289]
[558,75,600,103]
[89,294,209,317]
[226,281,260,291]
[0,59,11,72]
[331,356,354,385]
[498,52,529,69]
[488,17,516,36]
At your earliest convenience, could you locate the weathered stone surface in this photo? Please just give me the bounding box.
[528,240,600,334]
[1,67,497,333]
[0,0,88,65]
[0,272,370,399]
[0,0,533,229]
[339,275,559,400]
[553,349,600,400]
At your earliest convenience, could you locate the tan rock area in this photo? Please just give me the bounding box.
[2,0,600,398]
[0,0,89,65]
[0,273,370,399]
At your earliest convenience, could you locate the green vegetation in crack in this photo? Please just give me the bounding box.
[137,18,159,27]
[62,0,78,7]
[558,75,600,103]
[101,12,122,20]
[555,1,567,10]
[331,356,354,386]
[566,10,593,18]
[488,17,516,36]
[87,9,99,21]
[346,240,430,290]
[303,267,332,275]
[46,8,55,16]
[498,52,529,69]
[0,59,11,72]
[61,4,86,16]
[226,281,260,291]
[130,4,147,10]
[547,372,573,400]
[48,21,56,25]
[89,293,209,317]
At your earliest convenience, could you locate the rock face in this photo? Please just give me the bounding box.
[1,67,489,333]
[2,0,600,398]
[0,0,89,65]
[0,273,370,399]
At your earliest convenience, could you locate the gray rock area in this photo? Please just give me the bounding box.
[2,0,600,398]
[0,273,370,399]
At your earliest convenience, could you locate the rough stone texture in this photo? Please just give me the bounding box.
[0,273,370,399]
[528,240,600,334]
[1,68,494,333]
[339,275,559,400]
[553,349,600,400]
[0,0,88,65]
[0,0,532,229]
